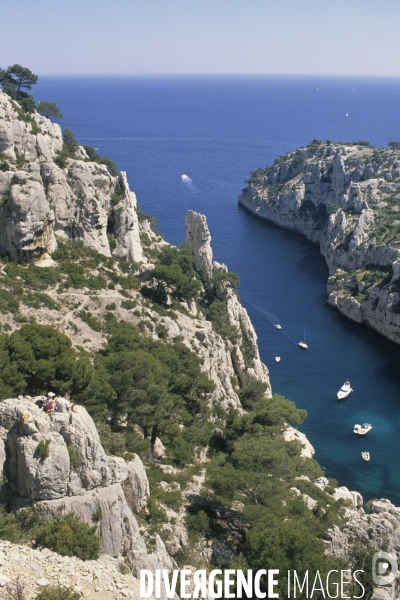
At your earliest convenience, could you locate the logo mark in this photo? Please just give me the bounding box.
[372,551,398,586]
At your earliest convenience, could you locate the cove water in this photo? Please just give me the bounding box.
[34,75,400,504]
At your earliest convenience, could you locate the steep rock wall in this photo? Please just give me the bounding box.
[0,90,143,262]
[239,142,400,344]
[185,210,271,396]
[0,397,173,581]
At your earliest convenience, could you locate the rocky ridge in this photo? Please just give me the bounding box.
[239,141,400,344]
[0,539,147,600]
[0,90,143,263]
[185,211,271,393]
[325,498,400,600]
[0,397,174,581]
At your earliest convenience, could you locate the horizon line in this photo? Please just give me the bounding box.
[35,72,400,79]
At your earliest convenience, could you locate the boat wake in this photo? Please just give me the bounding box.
[181,174,199,193]
[246,301,298,345]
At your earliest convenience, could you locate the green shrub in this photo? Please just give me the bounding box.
[155,323,167,338]
[67,445,80,469]
[36,586,80,600]
[121,299,137,310]
[207,300,239,343]
[187,510,210,535]
[145,496,168,534]
[36,440,51,460]
[35,513,100,560]
[110,182,124,206]
[30,119,41,134]
[151,244,202,301]
[171,437,191,465]
[83,145,118,175]
[0,508,29,544]
[212,270,240,291]
[24,292,59,311]
[0,323,92,399]
[119,563,131,575]
[78,310,102,332]
[0,288,19,313]
[157,488,184,510]
[0,506,41,544]
[92,509,102,523]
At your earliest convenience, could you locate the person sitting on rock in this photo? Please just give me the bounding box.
[56,391,74,413]
[44,392,55,413]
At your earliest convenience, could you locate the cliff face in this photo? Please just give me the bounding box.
[0,397,173,579]
[185,210,271,395]
[0,90,143,263]
[239,142,400,344]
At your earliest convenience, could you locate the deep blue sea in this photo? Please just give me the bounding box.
[34,75,400,505]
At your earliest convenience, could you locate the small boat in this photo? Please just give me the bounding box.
[337,381,353,400]
[345,112,349,117]
[298,331,308,349]
[275,324,282,330]
[361,451,370,462]
[354,423,372,436]
[275,357,281,363]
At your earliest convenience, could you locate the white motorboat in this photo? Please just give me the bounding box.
[298,330,308,349]
[353,423,372,436]
[337,381,353,400]
[275,324,282,330]
[361,451,370,462]
[275,357,281,363]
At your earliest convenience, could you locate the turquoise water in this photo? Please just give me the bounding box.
[34,75,400,503]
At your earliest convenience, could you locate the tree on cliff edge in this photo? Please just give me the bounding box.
[37,101,63,119]
[0,64,38,100]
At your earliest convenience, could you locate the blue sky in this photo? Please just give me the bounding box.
[2,0,400,75]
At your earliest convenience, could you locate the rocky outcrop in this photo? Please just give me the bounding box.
[325,498,400,599]
[0,397,174,582]
[185,211,214,282]
[283,425,315,459]
[0,538,150,600]
[185,210,271,396]
[0,90,143,262]
[239,142,400,344]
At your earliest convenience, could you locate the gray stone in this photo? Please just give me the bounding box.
[0,92,143,263]
[238,143,400,345]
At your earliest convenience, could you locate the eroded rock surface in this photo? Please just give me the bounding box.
[0,397,174,582]
[185,210,271,397]
[0,539,153,600]
[0,90,143,262]
[239,142,400,344]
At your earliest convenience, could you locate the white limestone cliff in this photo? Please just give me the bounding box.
[185,210,271,394]
[0,397,173,582]
[0,90,143,263]
[239,142,400,344]
[325,498,400,599]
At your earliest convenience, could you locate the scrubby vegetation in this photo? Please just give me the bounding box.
[34,513,100,560]
[0,508,98,560]
[150,243,202,302]
[36,587,80,600]
[184,392,350,596]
